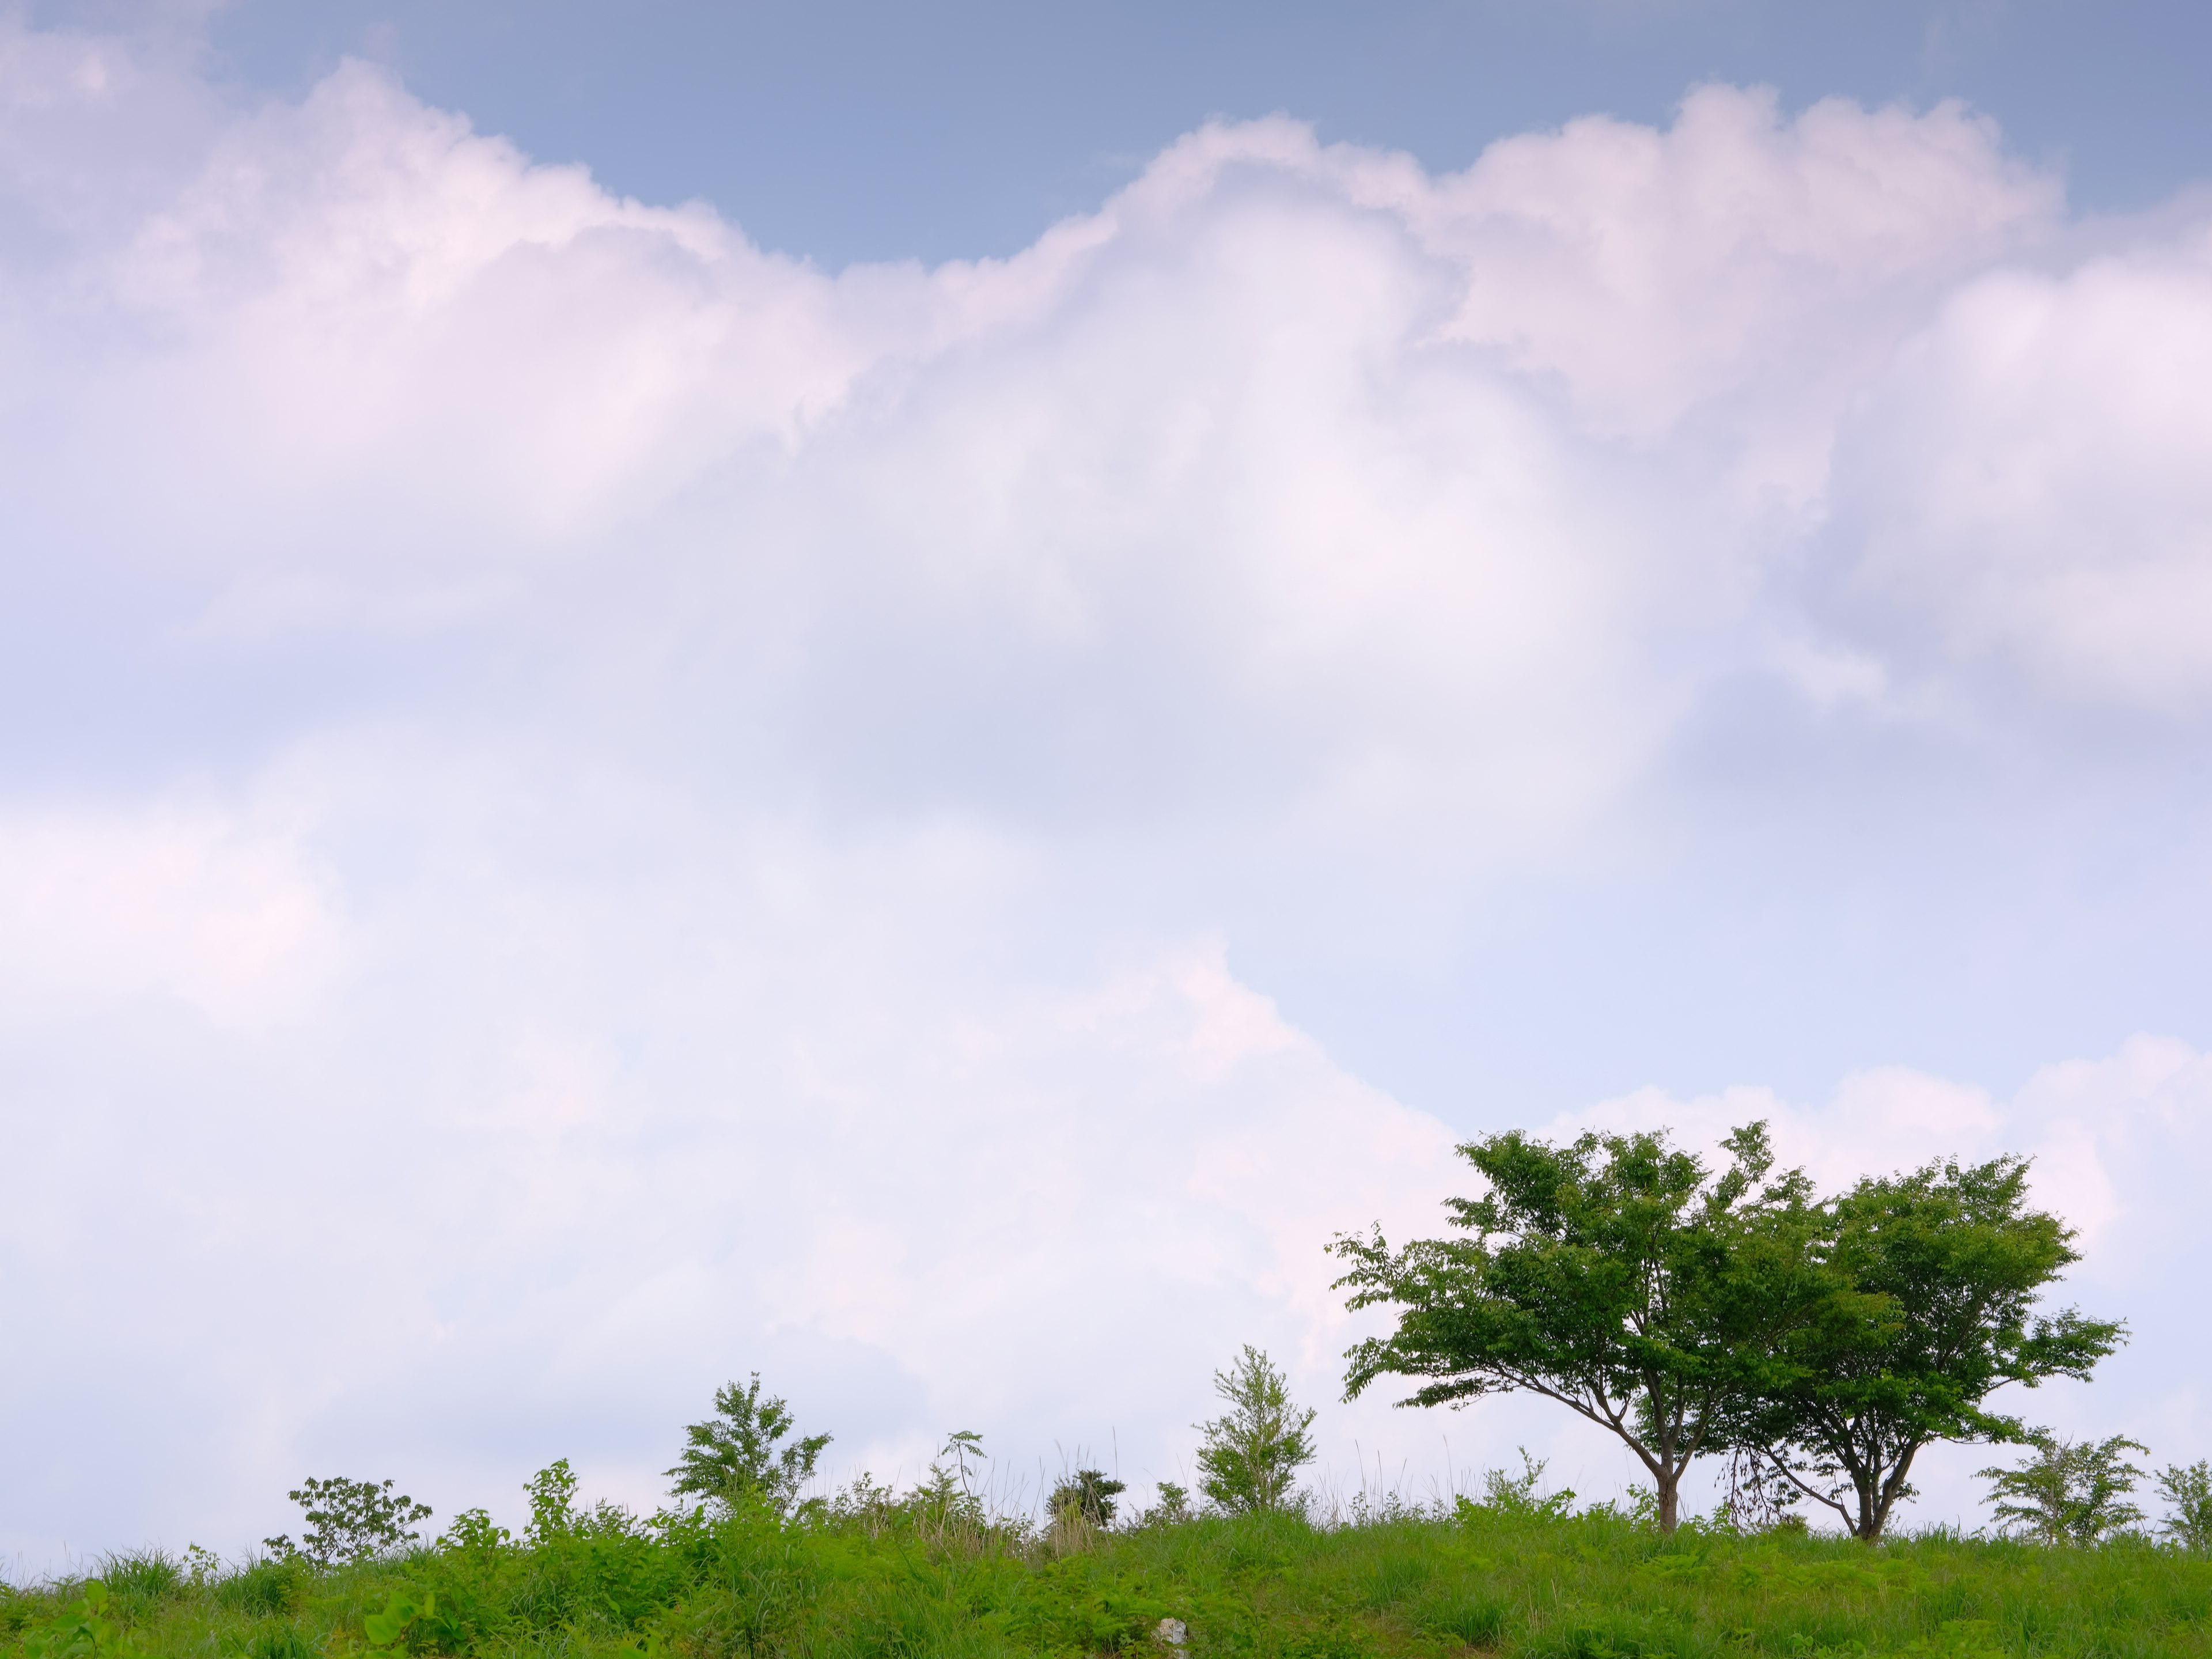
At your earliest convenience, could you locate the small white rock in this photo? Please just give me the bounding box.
[1156,1616,1188,1647]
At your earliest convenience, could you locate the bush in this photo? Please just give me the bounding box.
[263,1476,433,1567]
[1978,1432,2147,1546]
[1194,1346,1316,1515]
[1047,1468,1126,1527]
[666,1374,832,1517]
[2158,1459,2212,1552]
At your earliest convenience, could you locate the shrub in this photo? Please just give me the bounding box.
[263,1476,433,1567]
[1194,1346,1316,1515]
[435,1506,514,1555]
[1131,1482,1193,1528]
[2157,1459,2212,1552]
[524,1459,581,1543]
[1977,1431,2147,1546]
[1458,1449,1575,1522]
[666,1374,831,1516]
[16,1581,147,1658]
[1047,1468,1127,1527]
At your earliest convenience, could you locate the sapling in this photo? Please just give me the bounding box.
[263,1477,432,1567]
[1195,1346,1317,1514]
[667,1373,832,1516]
[1978,1431,2147,1546]
[2156,1459,2212,1551]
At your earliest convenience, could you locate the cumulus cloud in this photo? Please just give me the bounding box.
[2,10,2211,1565]
[0,792,336,1025]
[1821,230,2212,709]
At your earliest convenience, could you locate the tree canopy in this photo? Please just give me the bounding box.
[1333,1122,1823,1532]
[667,1373,832,1516]
[1336,1124,2126,1541]
[1721,1155,2125,1540]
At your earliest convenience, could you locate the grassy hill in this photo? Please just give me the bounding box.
[6,1491,2210,1658]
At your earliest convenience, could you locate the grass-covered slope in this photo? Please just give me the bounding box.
[6,1499,2211,1658]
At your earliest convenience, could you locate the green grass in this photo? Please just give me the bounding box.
[5,1501,2210,1658]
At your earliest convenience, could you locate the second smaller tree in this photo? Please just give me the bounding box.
[1195,1346,1317,1515]
[1979,1431,2147,1546]
[668,1373,832,1516]
[1722,1156,2124,1542]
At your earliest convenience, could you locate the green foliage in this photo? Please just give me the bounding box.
[211,1557,302,1619]
[1120,1480,1196,1530]
[217,1628,317,1659]
[524,1457,582,1543]
[1456,1450,1577,1523]
[885,1430,999,1539]
[90,1554,180,1623]
[1727,1155,2125,1542]
[1335,1120,1821,1532]
[1195,1345,1319,1516]
[1414,1586,1509,1646]
[263,1475,433,1567]
[436,1507,514,1556]
[16,1582,146,1659]
[938,1429,988,1498]
[12,1498,2212,1659]
[666,1374,832,1517]
[360,1585,469,1657]
[1978,1430,2149,1545]
[2160,1459,2212,1552]
[1047,1468,1127,1526]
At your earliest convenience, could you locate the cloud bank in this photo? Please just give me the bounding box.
[3,17,2211,1563]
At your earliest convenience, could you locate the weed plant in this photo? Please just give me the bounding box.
[6,1482,2211,1658]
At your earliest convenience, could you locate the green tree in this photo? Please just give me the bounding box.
[262,1476,432,1567]
[1048,1468,1127,1526]
[524,1459,581,1542]
[2156,1460,2212,1551]
[1194,1345,1317,1514]
[1724,1156,2124,1541]
[667,1373,832,1516]
[1979,1430,2146,1545]
[1333,1122,1821,1533]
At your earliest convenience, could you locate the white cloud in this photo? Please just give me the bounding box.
[0,792,338,1027]
[1424,86,2058,444]
[1821,230,2212,710]
[2,11,2211,1565]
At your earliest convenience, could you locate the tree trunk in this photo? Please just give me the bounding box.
[1657,1470,1680,1533]
[1854,1484,1879,1543]
[1861,1447,1918,1544]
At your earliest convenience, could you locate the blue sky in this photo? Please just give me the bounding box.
[198,1,2212,264]
[5,0,2212,1567]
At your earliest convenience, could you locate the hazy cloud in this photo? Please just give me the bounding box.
[3,12,2211,1564]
